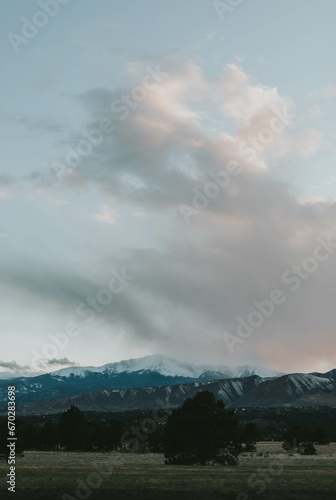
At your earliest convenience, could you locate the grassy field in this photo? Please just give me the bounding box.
[1,442,336,499]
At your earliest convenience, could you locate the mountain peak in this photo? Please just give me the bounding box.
[51,353,280,380]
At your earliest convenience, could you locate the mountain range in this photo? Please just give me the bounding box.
[1,354,336,414]
[0,354,279,405]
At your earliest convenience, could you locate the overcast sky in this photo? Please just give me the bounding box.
[1,0,336,377]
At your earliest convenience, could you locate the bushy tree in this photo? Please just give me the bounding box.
[300,442,317,455]
[21,422,43,450]
[58,406,88,451]
[242,422,258,452]
[106,419,125,451]
[163,391,242,465]
[282,425,308,452]
[313,428,330,445]
[87,419,125,451]
[42,420,59,450]
[147,423,165,453]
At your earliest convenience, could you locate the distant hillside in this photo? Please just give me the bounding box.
[2,370,336,415]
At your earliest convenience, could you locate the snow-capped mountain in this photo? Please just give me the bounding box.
[52,354,205,379]
[0,354,279,406]
[51,354,279,380]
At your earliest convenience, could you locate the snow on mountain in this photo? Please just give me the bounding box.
[214,364,279,379]
[7,375,264,414]
[104,354,205,378]
[286,373,335,395]
[52,354,204,378]
[52,354,279,380]
[232,372,336,408]
[51,365,108,378]
[2,359,336,412]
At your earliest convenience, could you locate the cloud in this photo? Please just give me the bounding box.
[215,64,292,126]
[0,359,77,378]
[0,173,16,198]
[0,58,333,373]
[45,358,79,367]
[301,105,321,122]
[91,204,119,224]
[34,59,316,212]
[1,110,68,136]
[309,83,336,99]
[0,360,31,372]
[275,128,322,159]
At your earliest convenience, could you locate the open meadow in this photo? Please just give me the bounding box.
[1,442,336,499]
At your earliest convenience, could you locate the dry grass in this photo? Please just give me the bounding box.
[0,443,336,499]
[240,441,336,466]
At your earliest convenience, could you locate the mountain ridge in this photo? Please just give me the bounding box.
[1,355,334,413]
[50,354,280,379]
[4,371,336,415]
[0,354,281,406]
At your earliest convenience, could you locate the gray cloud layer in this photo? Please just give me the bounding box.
[1,58,333,373]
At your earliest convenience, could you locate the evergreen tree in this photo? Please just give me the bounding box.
[58,406,88,451]
[313,428,330,445]
[42,420,59,450]
[242,422,258,452]
[163,391,242,465]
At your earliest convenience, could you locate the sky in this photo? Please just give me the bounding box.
[0,0,336,377]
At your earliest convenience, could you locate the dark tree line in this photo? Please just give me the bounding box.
[0,406,125,455]
[1,394,332,461]
[282,424,330,455]
[58,405,125,451]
